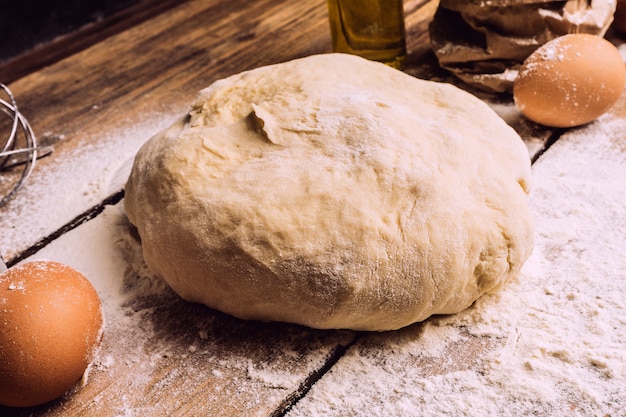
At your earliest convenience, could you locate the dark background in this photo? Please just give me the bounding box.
[0,0,142,63]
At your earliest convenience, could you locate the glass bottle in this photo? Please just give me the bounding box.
[327,0,407,69]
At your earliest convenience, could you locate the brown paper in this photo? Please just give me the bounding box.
[429,0,616,93]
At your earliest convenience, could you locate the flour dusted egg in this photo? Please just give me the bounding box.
[514,34,626,128]
[0,261,104,408]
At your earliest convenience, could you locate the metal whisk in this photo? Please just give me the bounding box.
[0,83,50,207]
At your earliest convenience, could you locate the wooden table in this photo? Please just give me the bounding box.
[1,0,624,415]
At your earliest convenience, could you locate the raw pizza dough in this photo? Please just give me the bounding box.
[124,53,533,331]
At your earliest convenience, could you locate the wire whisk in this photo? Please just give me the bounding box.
[1,83,51,207]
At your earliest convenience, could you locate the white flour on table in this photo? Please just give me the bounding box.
[16,108,626,416]
[284,112,626,416]
[0,110,176,261]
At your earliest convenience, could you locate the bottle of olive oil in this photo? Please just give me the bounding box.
[327,0,406,69]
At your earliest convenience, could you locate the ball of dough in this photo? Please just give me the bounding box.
[125,53,533,331]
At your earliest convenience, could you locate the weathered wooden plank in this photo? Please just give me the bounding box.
[0,0,186,84]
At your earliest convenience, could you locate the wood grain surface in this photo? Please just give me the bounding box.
[1,0,623,415]
[0,0,184,84]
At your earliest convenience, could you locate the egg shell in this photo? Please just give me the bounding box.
[0,260,104,408]
[513,34,626,128]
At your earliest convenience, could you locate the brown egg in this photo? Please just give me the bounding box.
[513,34,626,128]
[0,260,104,408]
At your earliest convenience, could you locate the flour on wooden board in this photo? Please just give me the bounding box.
[284,112,626,416]
[0,111,176,261]
[28,203,352,415]
[17,109,626,415]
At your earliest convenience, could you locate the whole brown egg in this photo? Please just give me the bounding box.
[513,34,626,128]
[0,260,104,407]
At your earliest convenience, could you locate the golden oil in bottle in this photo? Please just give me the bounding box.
[327,0,406,69]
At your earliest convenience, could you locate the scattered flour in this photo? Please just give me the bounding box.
[0,110,177,261]
[3,81,625,416]
[284,112,626,416]
[20,106,625,416]
[246,359,303,389]
[23,201,354,415]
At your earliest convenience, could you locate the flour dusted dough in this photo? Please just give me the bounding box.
[124,53,533,331]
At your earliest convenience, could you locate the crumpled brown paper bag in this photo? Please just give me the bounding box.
[429,0,616,93]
